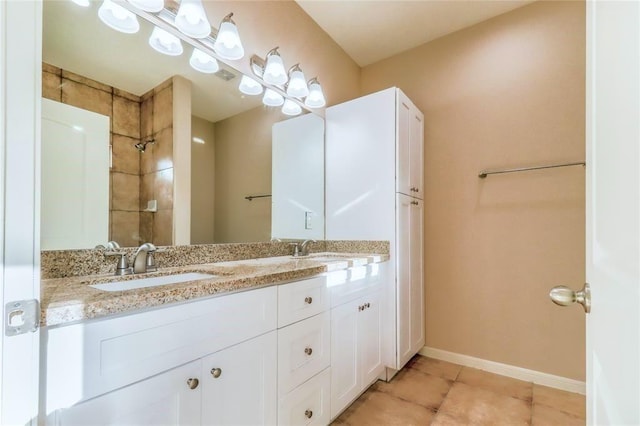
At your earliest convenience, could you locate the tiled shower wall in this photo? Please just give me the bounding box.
[140,79,174,246]
[41,63,175,247]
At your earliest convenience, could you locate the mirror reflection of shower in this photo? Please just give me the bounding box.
[134,138,155,152]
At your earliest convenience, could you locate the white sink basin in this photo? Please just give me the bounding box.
[89,272,217,292]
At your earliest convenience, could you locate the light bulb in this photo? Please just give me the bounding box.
[175,0,211,39]
[213,17,244,60]
[305,78,326,108]
[238,75,263,96]
[70,0,90,7]
[262,89,284,107]
[286,66,309,98]
[127,0,164,13]
[189,48,219,73]
[149,26,183,56]
[282,99,302,116]
[98,0,140,34]
[263,49,287,85]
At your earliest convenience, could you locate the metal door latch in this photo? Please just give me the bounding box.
[5,299,39,336]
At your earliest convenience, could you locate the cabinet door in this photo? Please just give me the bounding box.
[396,194,413,368]
[330,299,360,419]
[201,331,277,426]
[396,91,413,196]
[409,106,424,198]
[54,361,201,426]
[410,199,425,354]
[359,291,384,386]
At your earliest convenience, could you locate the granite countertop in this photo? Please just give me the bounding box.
[41,252,389,327]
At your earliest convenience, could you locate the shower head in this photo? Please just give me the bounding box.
[134,139,155,152]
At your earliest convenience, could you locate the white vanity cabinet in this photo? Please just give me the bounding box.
[328,265,384,419]
[326,87,425,372]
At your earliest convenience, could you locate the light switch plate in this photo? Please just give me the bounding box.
[305,211,312,229]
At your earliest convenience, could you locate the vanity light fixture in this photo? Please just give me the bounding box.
[262,88,284,107]
[281,99,302,116]
[286,64,309,98]
[98,0,140,34]
[304,77,326,108]
[213,13,244,60]
[189,48,220,73]
[262,47,288,85]
[149,26,183,56]
[127,0,164,13]
[175,0,211,39]
[238,75,263,96]
[70,0,90,7]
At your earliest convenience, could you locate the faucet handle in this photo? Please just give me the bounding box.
[289,242,300,257]
[104,251,132,276]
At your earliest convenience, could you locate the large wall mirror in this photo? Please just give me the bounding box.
[41,0,325,250]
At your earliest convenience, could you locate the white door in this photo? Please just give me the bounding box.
[0,1,42,424]
[41,99,110,250]
[585,1,640,424]
[396,193,413,368]
[359,291,384,386]
[410,198,425,355]
[330,298,359,419]
[201,331,277,425]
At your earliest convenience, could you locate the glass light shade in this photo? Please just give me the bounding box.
[175,0,211,39]
[262,89,284,107]
[286,69,309,98]
[71,0,90,7]
[214,21,244,60]
[98,0,140,34]
[305,81,326,108]
[282,99,302,116]
[189,48,219,73]
[263,53,288,85]
[149,27,183,56]
[238,75,263,96]
[127,0,164,13]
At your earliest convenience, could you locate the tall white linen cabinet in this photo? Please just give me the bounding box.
[326,87,425,374]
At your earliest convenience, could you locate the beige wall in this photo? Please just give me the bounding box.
[214,106,281,243]
[191,116,216,244]
[362,1,586,380]
[201,1,361,107]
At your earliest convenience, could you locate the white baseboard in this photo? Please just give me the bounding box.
[419,346,586,395]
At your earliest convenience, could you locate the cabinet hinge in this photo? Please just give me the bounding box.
[5,299,39,336]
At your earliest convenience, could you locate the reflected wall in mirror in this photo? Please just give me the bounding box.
[41,0,325,249]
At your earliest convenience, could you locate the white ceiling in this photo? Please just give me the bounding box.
[295,0,535,67]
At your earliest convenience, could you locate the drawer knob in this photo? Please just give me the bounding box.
[211,368,222,378]
[304,347,313,356]
[305,410,313,419]
[366,302,371,308]
[304,296,313,304]
[186,378,199,389]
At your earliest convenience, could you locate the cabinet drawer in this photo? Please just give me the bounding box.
[278,368,331,426]
[278,276,328,328]
[329,263,386,308]
[278,312,330,396]
[45,286,277,411]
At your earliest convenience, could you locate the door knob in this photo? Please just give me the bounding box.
[305,410,313,419]
[186,378,199,389]
[304,347,313,356]
[549,283,591,313]
[211,368,222,378]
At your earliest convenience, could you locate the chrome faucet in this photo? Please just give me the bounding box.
[133,243,157,274]
[290,239,316,257]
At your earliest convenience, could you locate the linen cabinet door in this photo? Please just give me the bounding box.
[358,291,384,386]
[54,361,202,426]
[330,299,360,419]
[410,198,425,354]
[201,331,277,425]
[396,91,413,196]
[409,105,424,198]
[396,193,413,368]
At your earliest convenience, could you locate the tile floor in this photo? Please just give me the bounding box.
[332,355,585,425]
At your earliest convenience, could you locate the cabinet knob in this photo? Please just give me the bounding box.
[304,296,313,304]
[305,410,313,419]
[366,302,371,308]
[358,305,363,311]
[211,368,222,378]
[186,378,199,389]
[304,347,313,356]
[411,201,419,206]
